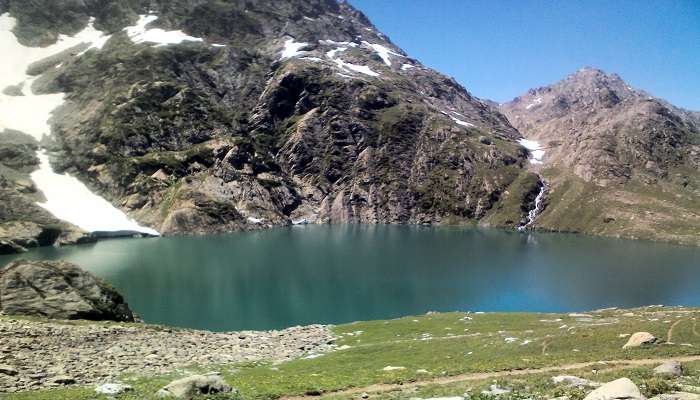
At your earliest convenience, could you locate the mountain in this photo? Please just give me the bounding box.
[0,0,542,242]
[502,67,700,245]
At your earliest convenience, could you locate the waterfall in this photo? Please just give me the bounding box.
[518,179,547,231]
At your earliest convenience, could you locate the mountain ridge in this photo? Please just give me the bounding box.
[0,0,539,249]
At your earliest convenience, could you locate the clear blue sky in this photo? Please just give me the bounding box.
[348,0,700,111]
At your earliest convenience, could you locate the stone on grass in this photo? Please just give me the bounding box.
[156,373,235,399]
[382,366,406,371]
[583,378,645,400]
[623,332,658,349]
[96,383,133,395]
[552,375,601,388]
[482,384,511,396]
[653,361,683,377]
[52,375,76,385]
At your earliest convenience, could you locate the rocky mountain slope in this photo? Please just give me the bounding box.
[0,0,542,239]
[502,68,700,244]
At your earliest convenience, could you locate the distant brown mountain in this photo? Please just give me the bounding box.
[502,67,700,245]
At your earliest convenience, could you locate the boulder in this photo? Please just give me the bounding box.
[623,332,658,348]
[583,378,645,400]
[156,373,235,399]
[654,361,683,377]
[0,260,134,321]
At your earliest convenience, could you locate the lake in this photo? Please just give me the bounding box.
[1,225,699,332]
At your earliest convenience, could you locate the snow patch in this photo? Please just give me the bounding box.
[125,15,205,47]
[525,96,542,110]
[0,13,111,139]
[401,63,416,71]
[247,217,264,224]
[517,139,545,164]
[334,59,379,77]
[280,38,309,59]
[31,152,159,235]
[362,41,402,66]
[451,116,475,128]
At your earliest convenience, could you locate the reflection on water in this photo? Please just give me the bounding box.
[1,225,698,331]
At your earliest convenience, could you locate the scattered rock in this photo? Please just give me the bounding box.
[583,378,645,400]
[650,393,700,400]
[552,375,601,388]
[0,365,18,376]
[52,376,76,385]
[623,332,658,348]
[382,366,406,372]
[155,373,235,399]
[0,260,135,321]
[0,317,334,392]
[653,361,683,377]
[482,384,511,396]
[95,383,133,395]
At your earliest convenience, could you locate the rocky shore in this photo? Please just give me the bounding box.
[0,316,335,393]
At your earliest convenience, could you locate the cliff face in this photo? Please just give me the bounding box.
[2,0,535,236]
[502,68,700,244]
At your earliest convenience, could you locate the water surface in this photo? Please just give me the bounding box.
[1,225,698,331]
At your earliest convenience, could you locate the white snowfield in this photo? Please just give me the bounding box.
[31,152,160,235]
[361,41,402,67]
[333,59,379,77]
[0,12,159,235]
[126,15,205,47]
[518,138,545,164]
[322,40,380,77]
[280,38,309,59]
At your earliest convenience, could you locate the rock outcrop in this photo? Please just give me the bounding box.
[0,260,134,321]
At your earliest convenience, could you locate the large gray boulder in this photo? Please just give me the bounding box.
[623,332,658,348]
[583,378,645,400]
[654,361,683,377]
[0,260,134,321]
[156,373,235,399]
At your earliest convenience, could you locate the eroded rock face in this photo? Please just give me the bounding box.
[0,260,134,321]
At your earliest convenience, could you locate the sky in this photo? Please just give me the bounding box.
[348,0,700,111]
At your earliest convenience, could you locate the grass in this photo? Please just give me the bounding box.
[535,166,700,246]
[4,307,700,399]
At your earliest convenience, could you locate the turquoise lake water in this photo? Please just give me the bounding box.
[1,225,699,332]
